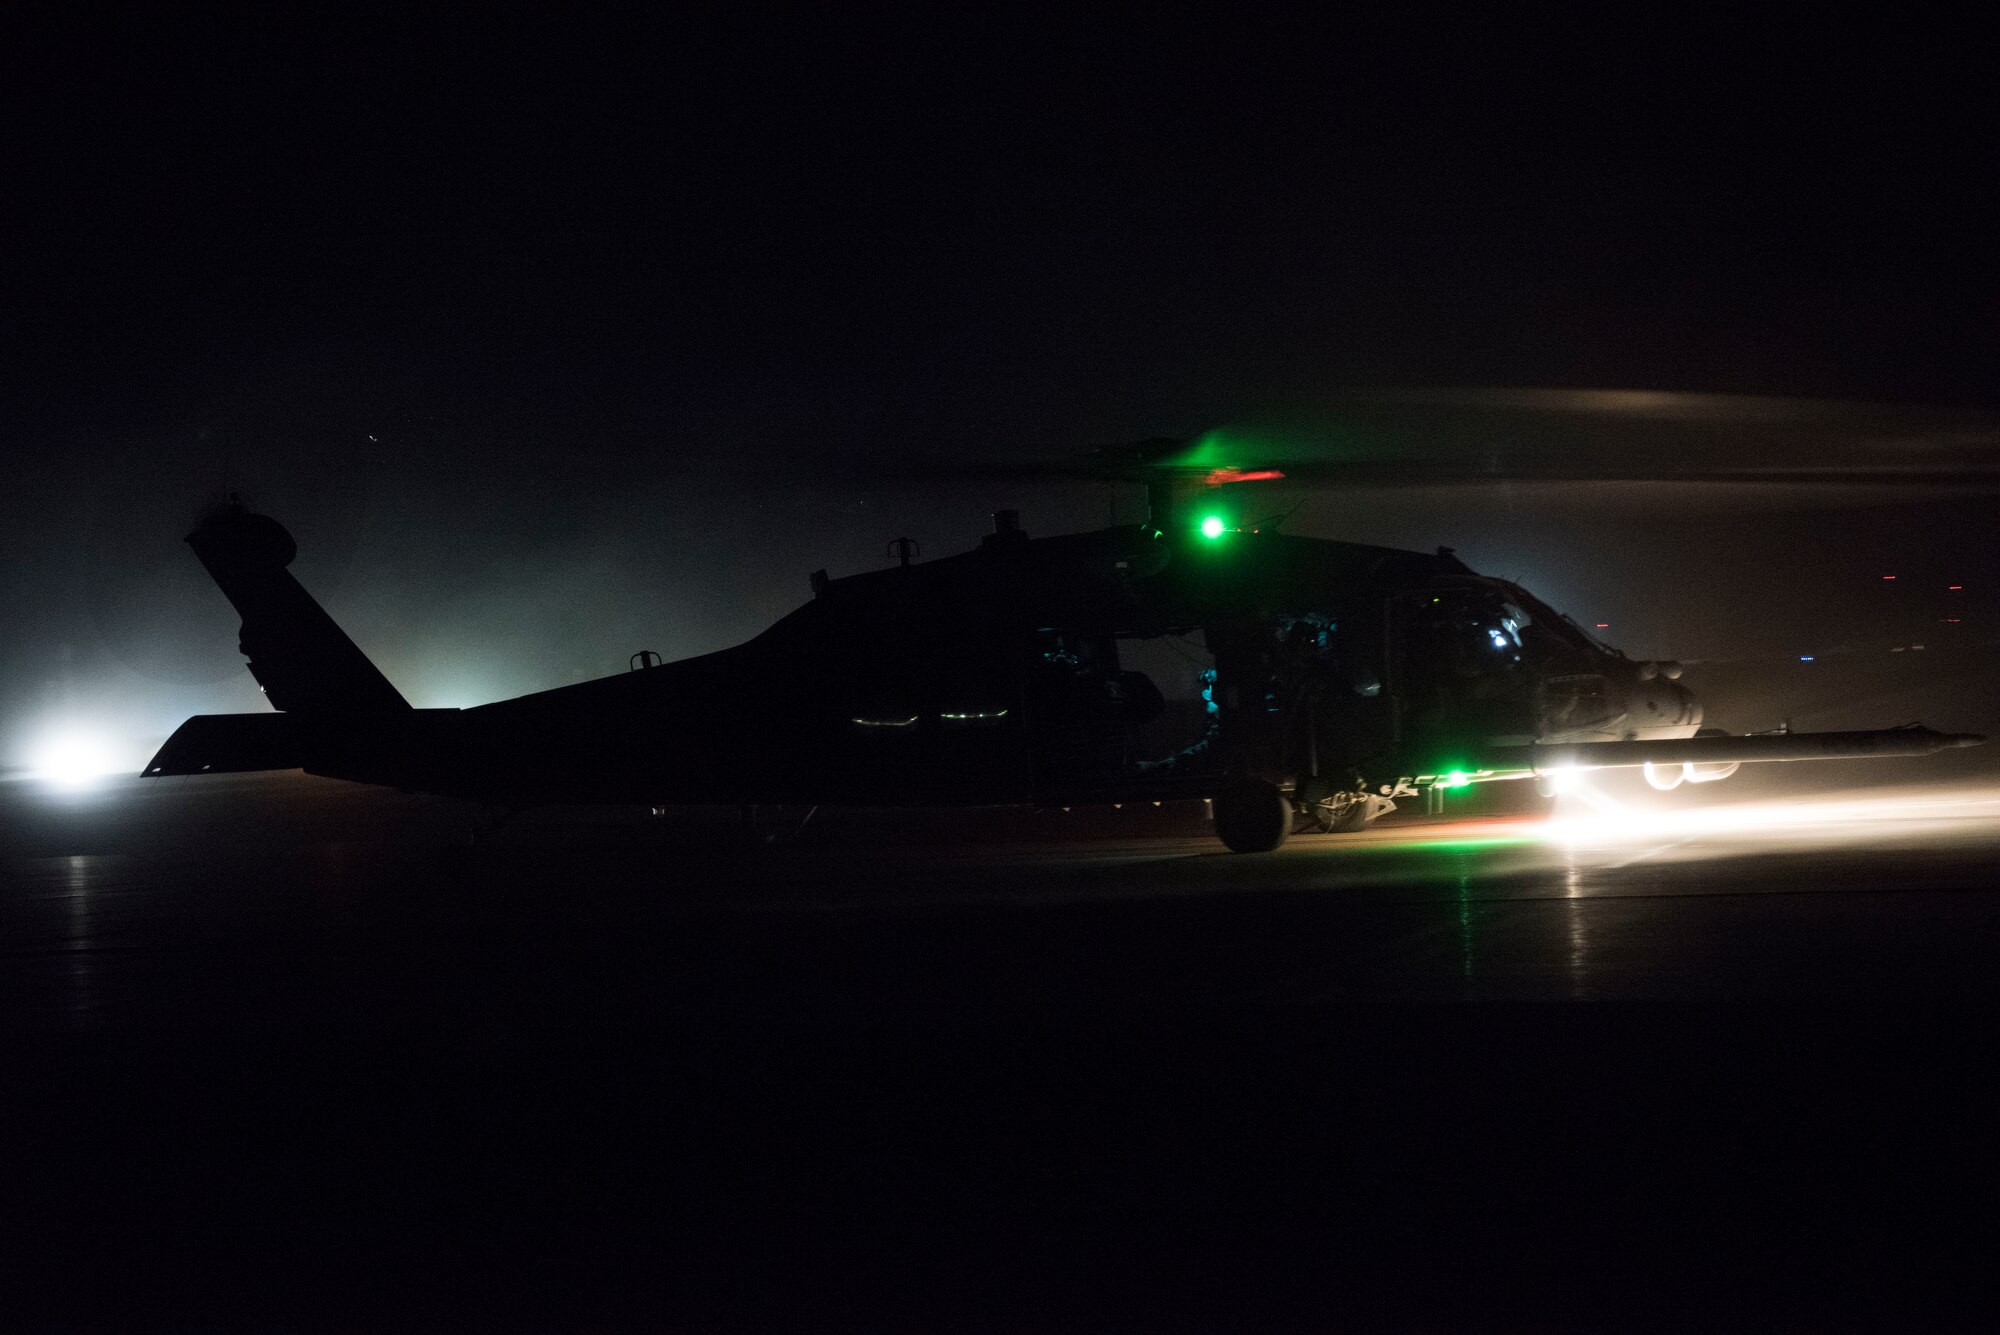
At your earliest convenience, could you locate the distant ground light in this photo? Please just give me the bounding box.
[24,725,136,791]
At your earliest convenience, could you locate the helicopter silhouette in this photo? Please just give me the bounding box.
[144,391,1991,852]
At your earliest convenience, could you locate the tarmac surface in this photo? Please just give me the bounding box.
[5,768,2000,1329]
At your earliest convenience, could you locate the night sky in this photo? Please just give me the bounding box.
[5,7,1995,768]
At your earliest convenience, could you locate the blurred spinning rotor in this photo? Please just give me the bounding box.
[954,390,2000,504]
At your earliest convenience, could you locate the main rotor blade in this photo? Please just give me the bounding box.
[925,390,2000,491]
[1168,389,2000,487]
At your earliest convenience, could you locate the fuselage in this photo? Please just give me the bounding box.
[292,521,1700,807]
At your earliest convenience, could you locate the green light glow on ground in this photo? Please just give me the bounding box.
[1409,835,1539,851]
[1315,832,1543,857]
[1199,515,1226,539]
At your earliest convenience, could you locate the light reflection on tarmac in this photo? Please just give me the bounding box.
[6,771,2000,1326]
[1544,780,2000,857]
[5,771,2000,1024]
[1298,780,2000,858]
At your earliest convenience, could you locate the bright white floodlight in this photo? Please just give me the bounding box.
[28,729,125,791]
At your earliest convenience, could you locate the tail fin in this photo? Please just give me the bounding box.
[187,502,410,715]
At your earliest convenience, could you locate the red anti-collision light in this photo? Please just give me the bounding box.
[1202,468,1287,486]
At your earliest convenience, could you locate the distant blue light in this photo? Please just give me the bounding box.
[1799,655,1816,662]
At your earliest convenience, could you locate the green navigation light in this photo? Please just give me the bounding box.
[1199,515,1227,539]
[1439,770,1471,789]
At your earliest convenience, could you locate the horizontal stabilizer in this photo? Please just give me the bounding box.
[143,714,302,776]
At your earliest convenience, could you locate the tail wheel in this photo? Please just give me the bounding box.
[1213,779,1292,853]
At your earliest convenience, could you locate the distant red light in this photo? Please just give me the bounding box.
[1882,575,1896,581]
[1594,623,1609,629]
[1949,585,1964,591]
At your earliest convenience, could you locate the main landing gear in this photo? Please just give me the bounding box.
[1212,779,1295,853]
[1298,776,1397,835]
[1212,778,1397,852]
[1296,776,1369,834]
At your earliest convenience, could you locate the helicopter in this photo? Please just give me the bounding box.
[143,390,1992,852]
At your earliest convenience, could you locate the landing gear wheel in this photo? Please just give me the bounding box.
[1214,779,1292,853]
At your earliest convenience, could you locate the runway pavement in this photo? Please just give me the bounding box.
[4,770,1999,1328]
